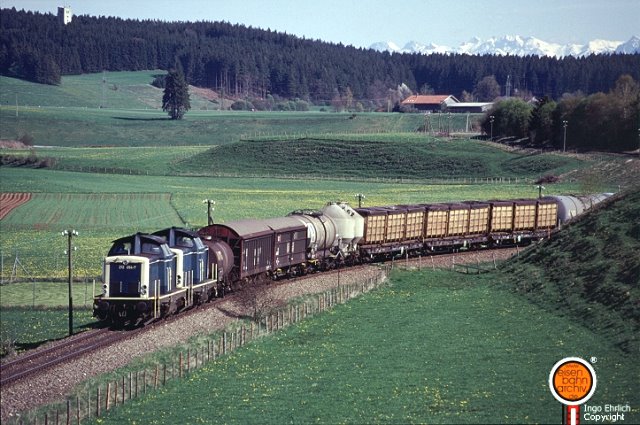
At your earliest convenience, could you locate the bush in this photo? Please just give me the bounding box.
[230,100,255,111]
[18,132,34,146]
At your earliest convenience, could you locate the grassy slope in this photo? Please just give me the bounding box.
[0,105,431,147]
[87,270,639,424]
[4,138,588,181]
[184,136,586,180]
[1,73,433,147]
[502,187,640,353]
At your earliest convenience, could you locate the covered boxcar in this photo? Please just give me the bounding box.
[199,217,309,281]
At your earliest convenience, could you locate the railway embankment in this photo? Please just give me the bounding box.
[500,187,640,353]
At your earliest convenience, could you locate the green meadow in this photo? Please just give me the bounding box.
[84,270,639,424]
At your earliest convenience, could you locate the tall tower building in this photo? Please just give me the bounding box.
[58,5,72,25]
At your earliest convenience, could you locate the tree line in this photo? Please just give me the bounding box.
[2,8,639,107]
[480,75,640,152]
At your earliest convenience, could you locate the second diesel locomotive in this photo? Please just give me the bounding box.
[93,194,611,325]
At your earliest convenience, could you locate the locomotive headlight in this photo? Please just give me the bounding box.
[140,284,148,296]
[102,284,108,295]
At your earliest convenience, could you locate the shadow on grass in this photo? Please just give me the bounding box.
[112,116,171,121]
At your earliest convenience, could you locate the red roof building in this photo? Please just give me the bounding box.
[401,94,459,111]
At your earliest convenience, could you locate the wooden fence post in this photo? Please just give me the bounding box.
[105,383,110,411]
[96,387,100,418]
[154,365,158,389]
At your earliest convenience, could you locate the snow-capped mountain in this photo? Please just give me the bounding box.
[370,35,640,57]
[616,35,640,54]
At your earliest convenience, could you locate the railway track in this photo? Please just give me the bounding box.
[0,327,136,387]
[0,298,228,388]
[0,247,519,389]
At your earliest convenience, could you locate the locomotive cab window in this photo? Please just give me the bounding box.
[177,236,194,248]
[109,242,131,256]
[141,243,160,254]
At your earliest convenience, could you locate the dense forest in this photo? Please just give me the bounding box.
[2,7,640,107]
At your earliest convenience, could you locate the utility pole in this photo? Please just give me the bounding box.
[354,193,366,208]
[62,229,78,336]
[562,120,569,153]
[203,199,216,225]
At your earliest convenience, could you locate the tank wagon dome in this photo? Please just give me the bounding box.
[321,202,364,250]
[545,193,614,223]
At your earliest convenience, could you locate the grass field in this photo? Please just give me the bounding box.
[84,269,639,424]
[1,71,168,110]
[184,136,587,180]
[1,192,183,230]
[1,71,437,147]
[0,104,438,147]
[0,281,113,356]
[4,136,589,181]
[0,307,94,356]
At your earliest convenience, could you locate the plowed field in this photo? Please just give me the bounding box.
[0,193,31,220]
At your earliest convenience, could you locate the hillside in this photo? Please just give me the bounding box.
[502,187,640,353]
[181,137,586,180]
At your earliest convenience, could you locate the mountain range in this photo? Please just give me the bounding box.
[370,35,640,58]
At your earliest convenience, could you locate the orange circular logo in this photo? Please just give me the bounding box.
[549,357,597,405]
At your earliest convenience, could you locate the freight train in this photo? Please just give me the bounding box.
[93,194,611,325]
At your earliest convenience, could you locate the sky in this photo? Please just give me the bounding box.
[2,0,639,48]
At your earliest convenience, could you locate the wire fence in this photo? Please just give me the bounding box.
[0,250,101,284]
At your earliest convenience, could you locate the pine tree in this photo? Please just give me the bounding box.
[162,68,190,120]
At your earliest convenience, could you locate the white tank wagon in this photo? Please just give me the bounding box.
[288,210,338,258]
[545,193,614,224]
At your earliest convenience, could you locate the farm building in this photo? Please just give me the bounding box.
[401,94,459,112]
